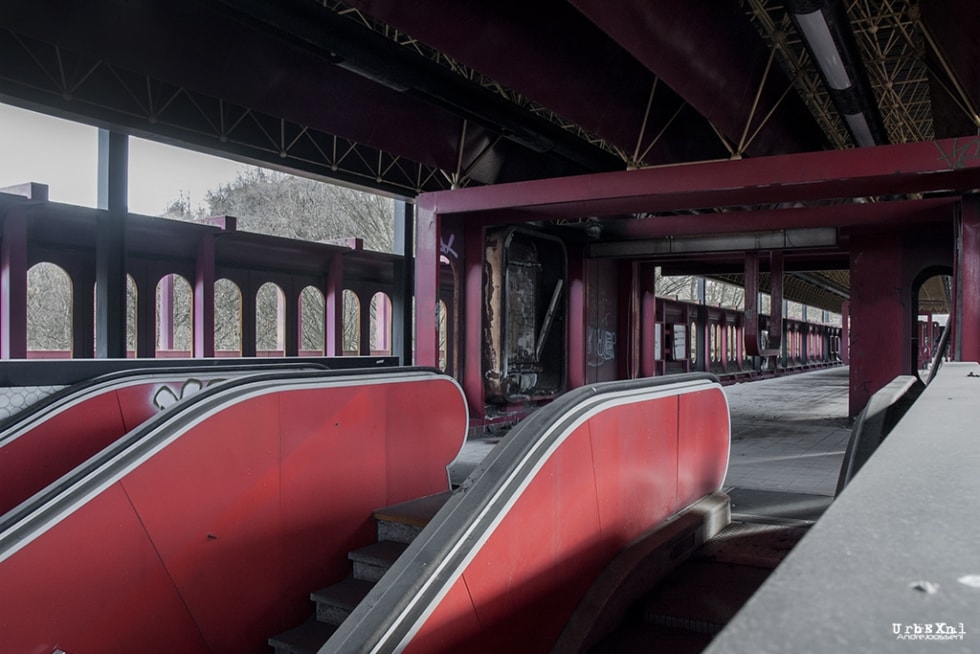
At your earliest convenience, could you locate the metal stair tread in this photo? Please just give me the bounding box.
[268,618,337,654]
[349,539,409,566]
[311,577,376,611]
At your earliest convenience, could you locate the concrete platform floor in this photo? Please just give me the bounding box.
[450,367,853,521]
[723,366,851,499]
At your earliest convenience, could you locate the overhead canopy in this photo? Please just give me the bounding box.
[0,0,974,311]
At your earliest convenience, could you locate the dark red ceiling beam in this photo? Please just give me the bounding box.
[419,137,980,218]
[602,197,956,239]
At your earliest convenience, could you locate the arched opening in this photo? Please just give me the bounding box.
[370,292,391,355]
[300,285,325,355]
[215,278,242,356]
[343,290,360,355]
[156,274,192,357]
[256,282,285,356]
[27,262,73,358]
[912,267,952,379]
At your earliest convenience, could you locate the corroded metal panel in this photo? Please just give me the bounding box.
[483,227,566,404]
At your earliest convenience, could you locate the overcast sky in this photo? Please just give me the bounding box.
[0,102,245,216]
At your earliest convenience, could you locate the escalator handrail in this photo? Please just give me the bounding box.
[326,372,723,653]
[0,366,447,563]
[0,360,331,447]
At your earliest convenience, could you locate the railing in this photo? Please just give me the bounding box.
[656,297,842,380]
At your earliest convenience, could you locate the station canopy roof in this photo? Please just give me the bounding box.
[1,0,972,313]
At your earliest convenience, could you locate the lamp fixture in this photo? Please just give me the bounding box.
[787,0,888,148]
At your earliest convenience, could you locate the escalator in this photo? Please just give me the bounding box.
[285,374,733,653]
[2,370,746,653]
[0,367,468,654]
[0,361,329,516]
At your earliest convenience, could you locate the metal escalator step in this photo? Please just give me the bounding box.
[349,540,409,582]
[310,577,375,626]
[268,618,337,654]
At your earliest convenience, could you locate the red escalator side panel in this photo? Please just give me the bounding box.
[384,379,470,500]
[279,384,391,627]
[0,375,467,654]
[0,484,210,654]
[120,394,283,654]
[115,382,169,432]
[406,386,728,653]
[0,375,240,518]
[0,390,126,515]
[589,394,680,542]
[677,389,730,505]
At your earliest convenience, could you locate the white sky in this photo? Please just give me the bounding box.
[0,102,246,216]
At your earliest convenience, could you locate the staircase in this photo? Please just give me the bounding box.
[588,520,809,653]
[268,491,451,654]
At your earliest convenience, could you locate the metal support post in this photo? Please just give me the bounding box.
[392,201,414,365]
[95,129,128,358]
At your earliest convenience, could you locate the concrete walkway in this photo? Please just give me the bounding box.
[450,367,854,521]
[724,366,851,496]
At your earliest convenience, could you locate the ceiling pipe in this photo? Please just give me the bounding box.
[785,0,889,147]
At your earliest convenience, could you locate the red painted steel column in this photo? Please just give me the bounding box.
[358,288,371,355]
[618,261,640,379]
[72,266,95,358]
[567,249,586,389]
[324,255,344,356]
[283,282,299,357]
[1,208,28,358]
[743,251,762,356]
[462,218,485,416]
[957,195,980,362]
[639,263,656,378]
[194,234,216,357]
[135,268,155,358]
[158,273,174,352]
[415,202,440,367]
[769,250,784,351]
[849,233,905,416]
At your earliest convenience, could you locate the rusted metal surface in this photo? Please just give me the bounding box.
[483,228,566,404]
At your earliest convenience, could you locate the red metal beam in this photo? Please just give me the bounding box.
[418,137,980,218]
[605,197,956,239]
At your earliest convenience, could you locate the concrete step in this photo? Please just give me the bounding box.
[349,540,409,583]
[271,491,449,649]
[373,491,451,543]
[310,577,376,626]
[267,617,337,654]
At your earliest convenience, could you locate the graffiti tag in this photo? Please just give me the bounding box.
[586,328,617,368]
